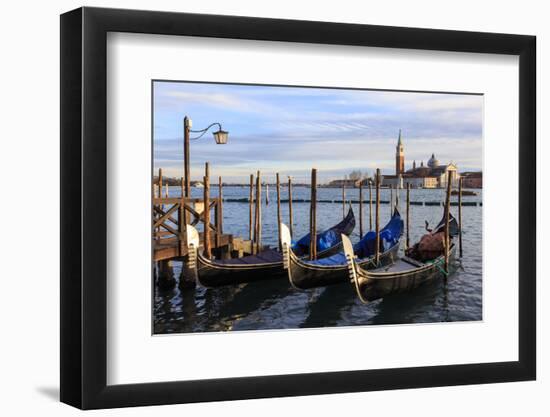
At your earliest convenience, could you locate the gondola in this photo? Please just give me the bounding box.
[281,208,403,289]
[343,213,459,303]
[185,207,356,288]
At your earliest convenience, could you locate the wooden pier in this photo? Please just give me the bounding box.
[153,167,255,289]
[153,195,256,254]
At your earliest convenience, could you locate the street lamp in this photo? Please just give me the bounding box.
[183,116,229,197]
[211,127,229,144]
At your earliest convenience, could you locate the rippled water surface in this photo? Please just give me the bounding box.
[154,186,482,333]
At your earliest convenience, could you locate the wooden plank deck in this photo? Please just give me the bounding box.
[153,233,256,261]
[153,232,234,261]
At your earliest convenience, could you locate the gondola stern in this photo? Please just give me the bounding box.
[342,234,370,304]
[280,223,291,270]
[281,222,301,289]
[186,224,200,249]
[185,224,203,287]
[185,224,199,269]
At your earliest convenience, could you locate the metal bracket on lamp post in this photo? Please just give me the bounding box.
[183,116,229,198]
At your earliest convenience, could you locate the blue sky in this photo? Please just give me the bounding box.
[153,81,483,183]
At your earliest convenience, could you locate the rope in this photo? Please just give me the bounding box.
[432,258,449,277]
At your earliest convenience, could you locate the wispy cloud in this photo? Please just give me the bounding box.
[153,81,483,182]
[164,91,248,109]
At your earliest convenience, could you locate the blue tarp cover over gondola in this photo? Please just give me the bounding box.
[306,209,403,266]
[291,207,355,256]
[206,207,355,266]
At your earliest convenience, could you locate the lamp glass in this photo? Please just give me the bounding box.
[213,130,228,144]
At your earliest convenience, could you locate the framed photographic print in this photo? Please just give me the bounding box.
[60,7,536,409]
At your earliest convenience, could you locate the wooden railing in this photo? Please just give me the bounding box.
[152,196,223,257]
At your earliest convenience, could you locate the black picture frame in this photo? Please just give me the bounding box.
[60,6,536,410]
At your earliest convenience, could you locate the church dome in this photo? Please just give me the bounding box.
[427,153,439,168]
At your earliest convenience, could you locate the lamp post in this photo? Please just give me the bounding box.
[183,116,228,197]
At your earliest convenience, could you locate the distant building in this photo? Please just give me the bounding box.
[403,176,438,189]
[380,174,401,188]
[382,130,461,188]
[381,173,438,189]
[327,178,362,188]
[395,129,405,175]
[406,155,459,188]
[461,171,483,188]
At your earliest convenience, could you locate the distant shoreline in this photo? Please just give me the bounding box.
[158,183,482,190]
[152,177,482,189]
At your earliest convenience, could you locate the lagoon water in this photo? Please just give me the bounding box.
[154,186,482,333]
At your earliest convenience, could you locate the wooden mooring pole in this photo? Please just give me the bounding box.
[395,184,399,209]
[249,174,254,241]
[406,183,411,249]
[218,176,224,234]
[157,168,163,242]
[276,173,282,251]
[153,182,158,240]
[157,259,176,290]
[444,174,452,273]
[216,176,223,248]
[182,117,191,259]
[158,168,163,205]
[255,171,262,253]
[253,173,258,250]
[178,177,185,256]
[359,180,364,238]
[369,180,373,231]
[375,169,381,266]
[288,176,294,238]
[203,163,211,259]
[310,168,318,260]
[181,176,188,236]
[459,177,463,258]
[183,116,191,197]
[342,180,346,220]
[390,184,393,216]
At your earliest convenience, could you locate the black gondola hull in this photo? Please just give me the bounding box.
[195,242,349,288]
[189,207,356,288]
[356,245,457,302]
[195,257,287,287]
[288,241,400,289]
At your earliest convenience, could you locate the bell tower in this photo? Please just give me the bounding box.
[395,129,405,175]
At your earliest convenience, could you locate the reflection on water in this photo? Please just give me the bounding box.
[154,187,482,334]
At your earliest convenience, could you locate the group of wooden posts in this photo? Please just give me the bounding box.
[154,164,464,288]
[247,171,293,254]
[247,169,374,260]
[247,168,463,274]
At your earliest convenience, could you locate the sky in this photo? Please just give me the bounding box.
[153,81,483,183]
